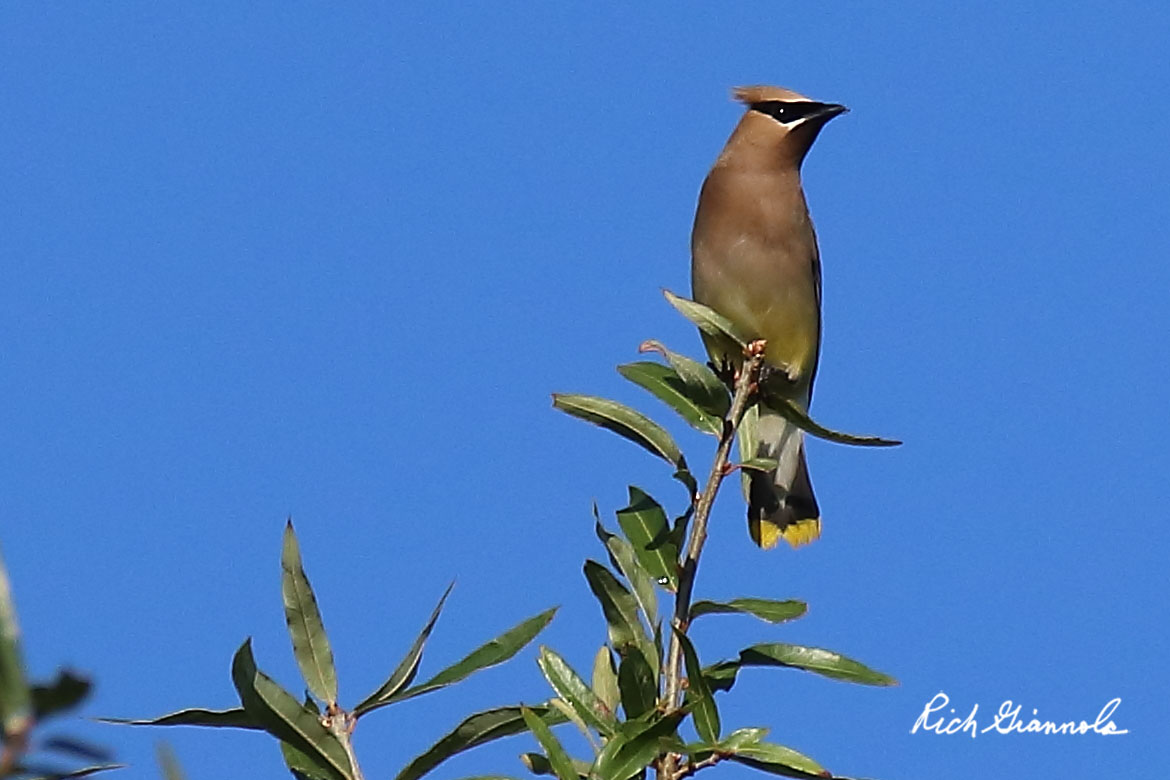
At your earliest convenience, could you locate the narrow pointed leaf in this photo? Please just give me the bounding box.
[617,362,722,436]
[616,488,678,591]
[353,582,453,716]
[521,752,592,778]
[30,669,91,721]
[690,599,807,625]
[552,394,681,466]
[100,707,261,729]
[616,648,656,720]
[674,630,719,744]
[582,562,656,676]
[537,646,617,735]
[591,713,683,780]
[662,290,747,347]
[728,741,829,778]
[738,643,897,686]
[639,340,730,419]
[718,727,769,751]
[594,520,656,624]
[547,698,592,746]
[737,405,760,502]
[230,639,352,780]
[281,694,335,780]
[521,707,577,780]
[282,739,338,780]
[590,647,620,715]
[156,744,188,780]
[672,467,698,504]
[396,608,557,702]
[0,543,32,737]
[396,705,568,780]
[281,521,338,705]
[700,661,741,694]
[772,398,900,447]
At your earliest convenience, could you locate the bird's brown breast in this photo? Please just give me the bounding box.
[690,167,821,390]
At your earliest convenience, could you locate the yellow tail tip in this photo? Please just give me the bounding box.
[782,518,822,548]
[750,516,821,549]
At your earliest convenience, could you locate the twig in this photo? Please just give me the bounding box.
[675,752,726,780]
[658,341,766,780]
[327,707,365,780]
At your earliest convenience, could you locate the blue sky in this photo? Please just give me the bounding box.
[2,2,1168,779]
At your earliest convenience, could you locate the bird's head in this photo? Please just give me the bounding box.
[729,85,848,167]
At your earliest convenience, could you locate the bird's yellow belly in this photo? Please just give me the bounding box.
[696,269,819,387]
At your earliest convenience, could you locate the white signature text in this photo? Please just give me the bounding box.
[910,691,1128,737]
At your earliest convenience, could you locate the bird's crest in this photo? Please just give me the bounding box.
[732,85,813,105]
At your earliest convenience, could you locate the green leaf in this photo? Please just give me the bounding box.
[699,661,741,694]
[582,562,656,677]
[771,398,901,448]
[728,741,830,778]
[281,520,339,705]
[521,706,577,780]
[718,727,769,751]
[594,517,657,624]
[99,707,261,729]
[672,467,698,504]
[282,739,338,780]
[0,543,32,738]
[396,705,568,780]
[590,647,620,715]
[156,743,188,780]
[536,646,617,736]
[690,599,807,625]
[546,698,593,748]
[591,713,683,780]
[552,394,682,466]
[353,582,453,717]
[738,643,897,687]
[736,458,779,473]
[615,488,679,592]
[230,639,352,780]
[30,669,91,721]
[521,752,592,778]
[662,290,748,347]
[396,608,557,702]
[639,340,730,419]
[673,630,719,744]
[616,648,656,720]
[617,362,722,436]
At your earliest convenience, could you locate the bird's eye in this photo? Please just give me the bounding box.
[750,101,792,122]
[750,101,814,124]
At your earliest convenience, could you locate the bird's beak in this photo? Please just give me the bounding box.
[815,103,849,121]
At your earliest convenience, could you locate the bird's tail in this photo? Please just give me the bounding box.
[739,405,821,548]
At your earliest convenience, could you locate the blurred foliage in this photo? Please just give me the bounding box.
[0,546,118,780]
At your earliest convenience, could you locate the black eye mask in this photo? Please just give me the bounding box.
[749,100,828,124]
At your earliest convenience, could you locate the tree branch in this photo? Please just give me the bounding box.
[675,752,726,780]
[658,341,766,780]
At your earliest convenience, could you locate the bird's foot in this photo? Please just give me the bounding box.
[758,360,798,387]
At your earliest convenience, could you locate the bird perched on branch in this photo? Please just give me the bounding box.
[691,85,848,549]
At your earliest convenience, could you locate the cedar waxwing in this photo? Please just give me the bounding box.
[690,85,848,549]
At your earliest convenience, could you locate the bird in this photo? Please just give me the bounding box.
[690,85,848,549]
